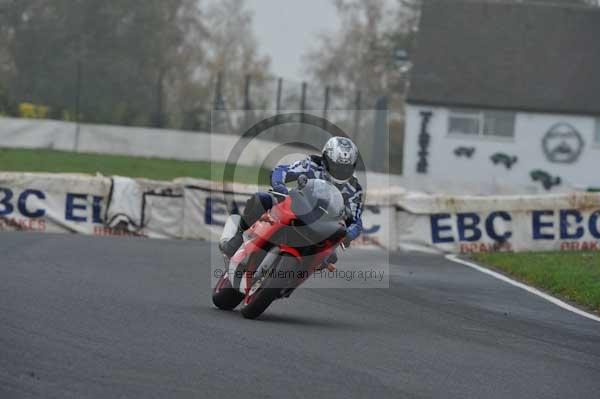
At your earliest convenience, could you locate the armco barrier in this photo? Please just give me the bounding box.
[0,117,304,168]
[2,172,600,254]
[0,116,406,187]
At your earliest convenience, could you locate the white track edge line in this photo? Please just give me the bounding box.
[445,254,600,324]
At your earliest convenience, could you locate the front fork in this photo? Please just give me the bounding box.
[233,246,281,296]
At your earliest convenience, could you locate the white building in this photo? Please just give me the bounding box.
[404,0,600,194]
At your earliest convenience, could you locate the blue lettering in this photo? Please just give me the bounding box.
[65,193,88,222]
[0,188,14,216]
[589,211,600,239]
[457,213,482,242]
[204,197,217,225]
[18,189,46,218]
[92,196,103,224]
[532,210,554,240]
[559,209,584,240]
[205,197,243,226]
[486,211,512,241]
[431,213,454,243]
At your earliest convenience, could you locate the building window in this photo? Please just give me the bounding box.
[596,118,600,144]
[448,110,481,135]
[448,108,515,138]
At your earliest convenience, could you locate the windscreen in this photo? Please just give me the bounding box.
[292,179,345,224]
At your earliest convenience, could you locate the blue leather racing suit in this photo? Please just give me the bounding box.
[239,155,364,246]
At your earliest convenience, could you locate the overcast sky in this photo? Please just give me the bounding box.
[245,0,340,82]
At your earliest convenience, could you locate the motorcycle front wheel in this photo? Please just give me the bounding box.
[240,254,299,319]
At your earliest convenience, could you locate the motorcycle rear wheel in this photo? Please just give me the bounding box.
[212,274,244,310]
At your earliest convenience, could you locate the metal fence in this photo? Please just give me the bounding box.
[1,71,397,173]
[211,74,392,173]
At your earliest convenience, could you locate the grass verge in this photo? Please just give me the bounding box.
[472,252,600,314]
[0,148,269,184]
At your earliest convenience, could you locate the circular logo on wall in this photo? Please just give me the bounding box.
[542,123,584,164]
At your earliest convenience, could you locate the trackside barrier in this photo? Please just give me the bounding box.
[0,116,305,168]
[1,172,599,254]
[0,173,395,248]
[396,192,600,253]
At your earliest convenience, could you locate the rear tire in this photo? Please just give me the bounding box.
[240,254,299,319]
[212,275,244,310]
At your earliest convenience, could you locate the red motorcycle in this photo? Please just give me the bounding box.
[212,178,347,319]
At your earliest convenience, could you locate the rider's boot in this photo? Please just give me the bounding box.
[219,214,246,258]
[219,193,269,258]
[219,228,244,258]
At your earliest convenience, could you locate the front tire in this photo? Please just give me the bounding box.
[240,254,299,319]
[212,275,244,310]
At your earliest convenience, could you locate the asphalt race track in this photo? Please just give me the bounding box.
[1,232,599,399]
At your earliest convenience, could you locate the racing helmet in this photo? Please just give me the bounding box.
[322,137,358,184]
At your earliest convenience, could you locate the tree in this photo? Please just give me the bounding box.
[0,0,271,130]
[0,1,200,125]
[201,0,271,109]
[189,0,272,132]
[303,0,418,106]
[303,0,417,173]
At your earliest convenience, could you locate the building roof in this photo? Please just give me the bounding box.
[407,0,600,116]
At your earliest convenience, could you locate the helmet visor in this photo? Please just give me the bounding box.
[327,161,355,182]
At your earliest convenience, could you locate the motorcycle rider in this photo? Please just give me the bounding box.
[221,136,364,265]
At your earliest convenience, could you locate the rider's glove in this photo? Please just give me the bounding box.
[272,183,289,195]
[344,224,360,247]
